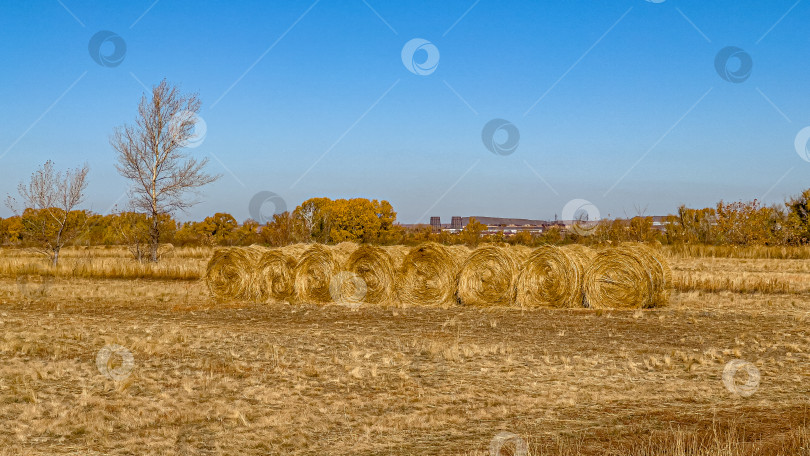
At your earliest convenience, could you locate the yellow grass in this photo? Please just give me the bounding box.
[666,243,810,260]
[1,243,810,454]
[0,269,808,454]
[0,247,204,281]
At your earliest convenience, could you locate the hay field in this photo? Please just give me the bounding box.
[0,245,809,455]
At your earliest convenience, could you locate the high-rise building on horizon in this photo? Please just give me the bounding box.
[430,216,441,233]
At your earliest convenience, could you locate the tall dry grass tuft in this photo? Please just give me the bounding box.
[621,422,810,456]
[667,243,810,260]
[673,276,792,294]
[0,248,205,281]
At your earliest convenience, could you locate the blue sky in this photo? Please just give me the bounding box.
[1,0,809,223]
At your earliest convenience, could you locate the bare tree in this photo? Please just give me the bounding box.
[111,79,220,262]
[5,160,90,266]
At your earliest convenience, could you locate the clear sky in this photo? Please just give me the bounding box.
[1,0,808,223]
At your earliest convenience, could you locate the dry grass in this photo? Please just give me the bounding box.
[670,256,810,295]
[0,246,207,281]
[3,247,810,454]
[0,268,809,455]
[666,244,810,260]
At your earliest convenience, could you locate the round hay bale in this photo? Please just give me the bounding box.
[279,243,311,259]
[332,241,360,262]
[516,245,581,308]
[205,247,260,300]
[342,244,395,304]
[621,242,671,307]
[456,245,521,307]
[446,244,473,261]
[397,242,462,306]
[582,243,670,309]
[563,244,596,265]
[293,243,339,304]
[255,249,296,302]
[382,245,411,270]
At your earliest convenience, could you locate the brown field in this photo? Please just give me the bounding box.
[0,246,809,455]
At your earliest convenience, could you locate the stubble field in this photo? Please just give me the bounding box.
[0,246,808,455]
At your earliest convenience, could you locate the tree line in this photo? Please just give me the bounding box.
[3,80,810,266]
[3,188,810,258]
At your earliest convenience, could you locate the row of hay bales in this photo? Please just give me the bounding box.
[205,242,671,309]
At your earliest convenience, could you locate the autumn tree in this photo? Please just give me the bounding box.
[675,205,717,244]
[0,216,24,245]
[196,213,239,245]
[372,199,401,243]
[261,212,300,246]
[5,160,89,265]
[329,198,382,242]
[111,211,152,261]
[509,230,534,246]
[714,199,779,245]
[233,219,261,245]
[628,216,657,243]
[785,188,810,244]
[290,197,398,244]
[293,197,333,243]
[111,79,219,262]
[459,217,486,247]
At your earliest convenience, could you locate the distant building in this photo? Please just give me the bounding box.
[413,216,571,237]
[430,216,441,233]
